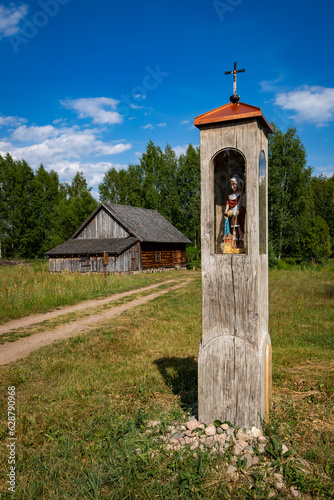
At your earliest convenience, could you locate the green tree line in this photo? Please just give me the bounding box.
[0,126,332,262]
[268,125,333,263]
[0,155,98,258]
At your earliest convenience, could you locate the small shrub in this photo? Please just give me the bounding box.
[268,243,278,268]
[186,246,201,270]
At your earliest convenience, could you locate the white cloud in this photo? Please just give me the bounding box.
[11,124,59,142]
[142,123,153,129]
[173,145,188,157]
[1,127,131,167]
[35,159,130,199]
[274,86,334,126]
[0,126,132,197]
[0,140,12,150]
[61,97,123,125]
[53,118,65,125]
[0,3,28,38]
[0,114,26,127]
[46,160,128,186]
[0,107,133,192]
[180,120,190,125]
[158,122,166,127]
[98,141,132,155]
[313,164,334,178]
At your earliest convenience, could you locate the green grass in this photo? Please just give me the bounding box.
[266,264,334,499]
[0,266,333,498]
[0,260,189,324]
[0,280,184,346]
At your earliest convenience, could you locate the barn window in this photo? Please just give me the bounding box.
[80,256,90,268]
[155,251,161,263]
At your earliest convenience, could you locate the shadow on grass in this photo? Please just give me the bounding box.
[154,356,198,407]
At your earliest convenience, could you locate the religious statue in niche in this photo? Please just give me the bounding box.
[213,148,246,254]
[223,175,246,254]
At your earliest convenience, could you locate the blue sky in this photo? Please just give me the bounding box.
[0,0,333,199]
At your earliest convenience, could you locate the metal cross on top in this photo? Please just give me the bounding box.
[225,61,245,103]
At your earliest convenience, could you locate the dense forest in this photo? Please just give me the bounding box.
[0,159,98,259]
[0,125,333,263]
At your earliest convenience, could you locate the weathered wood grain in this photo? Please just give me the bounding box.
[49,246,136,274]
[76,206,129,239]
[198,336,260,428]
[198,118,271,428]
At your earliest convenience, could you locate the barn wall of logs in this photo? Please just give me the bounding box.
[48,246,138,274]
[140,243,186,269]
[48,242,187,273]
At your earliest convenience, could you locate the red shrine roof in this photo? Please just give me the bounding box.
[194,101,273,134]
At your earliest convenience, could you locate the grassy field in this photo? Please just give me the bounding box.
[0,264,333,498]
[0,260,188,324]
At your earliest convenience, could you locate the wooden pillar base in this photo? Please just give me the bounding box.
[198,333,272,429]
[198,336,261,429]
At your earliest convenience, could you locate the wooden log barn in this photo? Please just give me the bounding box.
[45,203,191,273]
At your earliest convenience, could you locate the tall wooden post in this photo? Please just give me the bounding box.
[194,97,273,429]
[103,251,108,285]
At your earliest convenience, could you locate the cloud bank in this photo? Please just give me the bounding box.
[61,97,123,125]
[0,101,132,191]
[274,86,334,127]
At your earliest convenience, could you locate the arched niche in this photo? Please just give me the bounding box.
[213,148,246,254]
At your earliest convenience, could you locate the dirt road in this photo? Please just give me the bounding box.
[0,279,190,366]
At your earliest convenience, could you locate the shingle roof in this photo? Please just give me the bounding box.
[45,237,138,256]
[72,203,191,244]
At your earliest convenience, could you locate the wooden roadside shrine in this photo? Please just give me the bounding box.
[194,63,273,429]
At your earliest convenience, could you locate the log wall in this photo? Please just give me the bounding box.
[140,243,186,269]
[48,244,140,274]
